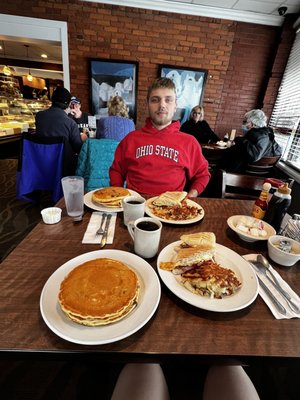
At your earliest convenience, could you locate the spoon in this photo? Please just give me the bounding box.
[257,254,300,313]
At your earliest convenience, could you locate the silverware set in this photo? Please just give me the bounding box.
[96,213,112,248]
[250,254,300,316]
[281,218,300,242]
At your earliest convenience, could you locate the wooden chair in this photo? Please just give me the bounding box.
[246,155,281,176]
[217,169,268,199]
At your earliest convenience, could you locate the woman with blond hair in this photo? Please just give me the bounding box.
[180,105,219,144]
[96,95,135,141]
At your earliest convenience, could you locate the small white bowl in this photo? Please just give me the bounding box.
[41,207,62,224]
[227,215,276,242]
[268,235,300,266]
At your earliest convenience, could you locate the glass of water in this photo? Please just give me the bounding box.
[61,176,84,221]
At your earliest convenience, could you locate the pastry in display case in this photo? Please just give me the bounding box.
[0,97,50,137]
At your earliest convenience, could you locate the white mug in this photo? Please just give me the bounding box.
[122,195,145,226]
[127,217,162,259]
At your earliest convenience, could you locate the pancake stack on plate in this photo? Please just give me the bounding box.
[92,187,130,208]
[58,258,140,326]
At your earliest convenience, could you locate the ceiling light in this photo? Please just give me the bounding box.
[0,45,2,51]
[25,44,34,82]
[41,53,48,59]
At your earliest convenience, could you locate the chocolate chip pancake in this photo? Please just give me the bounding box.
[58,258,139,326]
[92,187,130,207]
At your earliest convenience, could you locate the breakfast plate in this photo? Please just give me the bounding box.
[84,189,140,212]
[145,197,204,225]
[227,215,276,242]
[157,241,258,312]
[40,250,161,345]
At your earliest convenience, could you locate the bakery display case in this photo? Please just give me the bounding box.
[0,74,50,137]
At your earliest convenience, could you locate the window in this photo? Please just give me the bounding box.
[269,24,300,173]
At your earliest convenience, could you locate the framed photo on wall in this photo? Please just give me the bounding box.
[159,65,207,124]
[89,59,138,122]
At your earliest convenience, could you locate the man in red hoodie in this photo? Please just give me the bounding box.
[109,78,210,197]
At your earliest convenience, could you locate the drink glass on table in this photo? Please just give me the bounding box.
[61,176,84,221]
[122,195,146,226]
[127,217,162,259]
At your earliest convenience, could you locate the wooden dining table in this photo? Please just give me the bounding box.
[1,197,300,366]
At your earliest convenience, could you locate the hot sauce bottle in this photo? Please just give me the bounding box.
[252,182,271,220]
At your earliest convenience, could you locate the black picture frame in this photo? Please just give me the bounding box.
[89,58,138,122]
[159,64,207,124]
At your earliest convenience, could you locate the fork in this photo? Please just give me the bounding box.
[96,213,107,235]
[100,214,112,248]
[253,260,300,313]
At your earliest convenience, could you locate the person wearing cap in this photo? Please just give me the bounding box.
[69,95,90,134]
[218,109,282,173]
[35,87,87,173]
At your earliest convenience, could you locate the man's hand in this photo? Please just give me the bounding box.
[80,132,88,142]
[187,189,198,198]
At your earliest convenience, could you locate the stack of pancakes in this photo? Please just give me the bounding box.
[58,258,139,326]
[92,187,130,208]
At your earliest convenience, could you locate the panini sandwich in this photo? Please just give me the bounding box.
[150,191,202,221]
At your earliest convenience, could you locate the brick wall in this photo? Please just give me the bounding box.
[0,1,296,136]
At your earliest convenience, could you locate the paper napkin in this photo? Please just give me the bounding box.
[82,212,117,244]
[243,254,300,319]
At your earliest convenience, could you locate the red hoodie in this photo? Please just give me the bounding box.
[109,119,210,196]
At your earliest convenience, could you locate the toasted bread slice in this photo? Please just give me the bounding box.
[180,232,216,250]
[153,191,187,207]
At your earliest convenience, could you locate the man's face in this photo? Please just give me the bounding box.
[147,88,176,130]
[70,102,81,116]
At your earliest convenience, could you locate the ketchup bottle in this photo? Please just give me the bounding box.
[252,182,271,220]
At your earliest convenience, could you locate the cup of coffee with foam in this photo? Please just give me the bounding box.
[127,217,162,258]
[122,195,146,226]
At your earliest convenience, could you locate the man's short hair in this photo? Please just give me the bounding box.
[147,77,176,101]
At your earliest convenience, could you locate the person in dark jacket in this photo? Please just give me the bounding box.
[35,87,88,174]
[180,105,219,144]
[219,109,282,173]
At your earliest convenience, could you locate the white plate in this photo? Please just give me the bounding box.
[84,189,140,212]
[145,197,205,225]
[227,215,276,243]
[40,250,161,345]
[157,241,258,312]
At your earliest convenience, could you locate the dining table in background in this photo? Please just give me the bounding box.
[201,144,227,171]
[1,197,300,366]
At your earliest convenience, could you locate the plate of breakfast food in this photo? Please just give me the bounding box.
[84,187,140,212]
[145,191,204,224]
[157,232,258,312]
[227,215,276,242]
[40,250,161,345]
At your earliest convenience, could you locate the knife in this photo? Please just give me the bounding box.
[100,214,112,248]
[251,264,287,316]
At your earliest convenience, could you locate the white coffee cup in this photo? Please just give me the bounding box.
[127,217,162,259]
[122,195,146,226]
